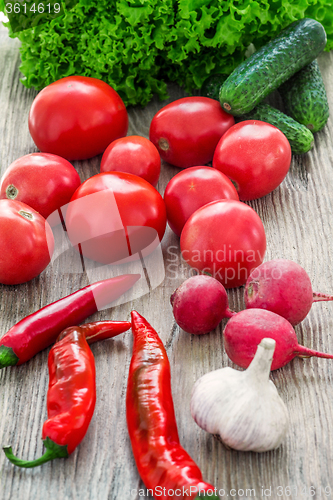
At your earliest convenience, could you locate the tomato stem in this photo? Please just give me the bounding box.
[5,184,18,200]
[158,137,169,151]
[18,210,33,220]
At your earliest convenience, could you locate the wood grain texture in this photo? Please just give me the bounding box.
[1,21,333,500]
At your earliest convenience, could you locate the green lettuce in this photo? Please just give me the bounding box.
[6,0,175,106]
[161,0,333,92]
[1,0,333,106]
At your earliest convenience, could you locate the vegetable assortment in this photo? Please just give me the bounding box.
[0,12,333,499]
[1,0,333,106]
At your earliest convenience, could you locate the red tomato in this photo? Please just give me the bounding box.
[164,166,239,237]
[212,120,291,200]
[0,153,81,226]
[100,135,161,187]
[180,200,266,288]
[28,76,128,161]
[0,199,54,285]
[65,172,167,265]
[149,96,234,168]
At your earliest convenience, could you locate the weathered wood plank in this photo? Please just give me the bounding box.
[1,21,333,500]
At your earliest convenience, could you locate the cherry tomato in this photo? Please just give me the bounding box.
[149,96,234,168]
[212,120,291,200]
[100,135,161,187]
[0,153,81,226]
[28,76,128,161]
[0,199,54,285]
[180,200,266,288]
[164,166,239,237]
[65,172,167,264]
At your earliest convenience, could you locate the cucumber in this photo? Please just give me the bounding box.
[200,73,229,101]
[219,18,327,116]
[237,103,314,155]
[279,60,329,132]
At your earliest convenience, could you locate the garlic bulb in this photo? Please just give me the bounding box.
[190,338,289,452]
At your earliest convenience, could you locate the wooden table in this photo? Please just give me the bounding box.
[1,20,333,500]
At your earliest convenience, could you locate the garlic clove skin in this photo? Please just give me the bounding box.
[190,338,289,452]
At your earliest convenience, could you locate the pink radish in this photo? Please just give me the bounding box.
[224,308,333,371]
[171,275,235,334]
[244,259,333,325]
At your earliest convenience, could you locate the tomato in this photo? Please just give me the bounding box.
[65,172,167,265]
[0,199,54,285]
[100,135,161,187]
[164,166,239,237]
[0,153,81,226]
[180,200,266,288]
[28,76,128,161]
[212,120,291,200]
[149,96,234,168]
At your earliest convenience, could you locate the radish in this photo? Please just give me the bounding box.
[170,275,235,334]
[244,259,333,325]
[223,308,333,371]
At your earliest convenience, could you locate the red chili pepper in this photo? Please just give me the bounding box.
[3,324,100,467]
[55,320,131,345]
[0,273,140,369]
[126,311,219,500]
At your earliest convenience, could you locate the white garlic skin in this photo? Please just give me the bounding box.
[190,338,289,452]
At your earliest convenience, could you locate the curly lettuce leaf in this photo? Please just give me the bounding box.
[15,0,174,106]
[1,0,333,106]
[165,0,333,92]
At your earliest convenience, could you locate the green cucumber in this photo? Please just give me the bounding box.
[220,18,327,116]
[200,73,229,101]
[237,103,314,155]
[279,60,329,132]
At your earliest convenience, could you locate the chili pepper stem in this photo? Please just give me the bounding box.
[0,345,19,369]
[3,437,68,468]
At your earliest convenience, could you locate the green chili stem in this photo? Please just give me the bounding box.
[3,437,68,468]
[0,345,19,369]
